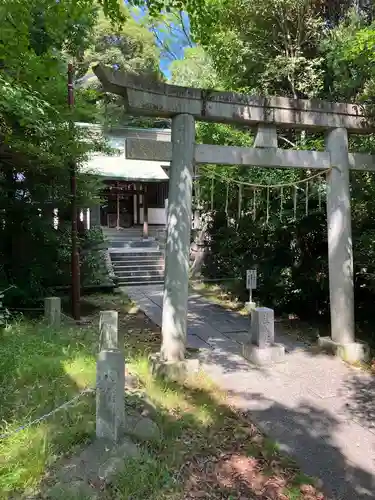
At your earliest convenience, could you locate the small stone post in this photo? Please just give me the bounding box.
[242,307,285,365]
[44,297,61,327]
[161,114,195,363]
[99,311,118,350]
[320,128,369,362]
[252,307,275,347]
[96,310,125,443]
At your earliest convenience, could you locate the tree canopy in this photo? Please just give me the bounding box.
[159,1,375,333]
[169,46,218,87]
[0,0,166,303]
[76,5,165,126]
[2,0,375,335]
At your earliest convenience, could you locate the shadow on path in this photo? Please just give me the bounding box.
[125,285,375,500]
[224,390,375,499]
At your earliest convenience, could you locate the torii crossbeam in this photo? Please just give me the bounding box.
[94,63,374,365]
[125,137,375,171]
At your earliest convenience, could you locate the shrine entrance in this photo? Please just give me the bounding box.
[94,63,375,365]
[100,181,140,229]
[101,193,133,228]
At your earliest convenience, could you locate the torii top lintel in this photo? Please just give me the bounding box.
[93,64,372,134]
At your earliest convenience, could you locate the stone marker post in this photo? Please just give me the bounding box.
[44,297,61,327]
[242,307,285,365]
[319,128,369,362]
[161,114,195,362]
[96,310,125,442]
[99,311,118,350]
[252,307,275,348]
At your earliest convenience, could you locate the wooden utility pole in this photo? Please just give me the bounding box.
[68,63,80,320]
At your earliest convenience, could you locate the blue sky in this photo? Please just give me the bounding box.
[130,5,192,79]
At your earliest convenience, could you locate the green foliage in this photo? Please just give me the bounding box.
[0,0,172,303]
[321,10,375,106]
[169,46,219,87]
[202,191,329,317]
[189,0,326,97]
[161,1,375,340]
[77,5,165,127]
[200,166,375,342]
[0,287,12,328]
[0,1,115,304]
[78,9,161,81]
[129,0,207,19]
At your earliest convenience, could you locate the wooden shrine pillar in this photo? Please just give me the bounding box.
[143,184,148,239]
[136,184,141,225]
[116,182,120,230]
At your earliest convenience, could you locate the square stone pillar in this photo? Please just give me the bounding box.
[242,307,285,365]
[319,128,369,362]
[99,311,119,350]
[96,310,124,443]
[89,205,101,228]
[44,297,61,327]
[96,349,125,442]
[161,114,195,362]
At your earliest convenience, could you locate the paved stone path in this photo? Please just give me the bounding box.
[125,285,375,500]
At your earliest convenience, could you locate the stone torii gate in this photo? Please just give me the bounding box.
[94,64,375,366]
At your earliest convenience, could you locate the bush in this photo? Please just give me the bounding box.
[0,224,109,307]
[202,209,329,319]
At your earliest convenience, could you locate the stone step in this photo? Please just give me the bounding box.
[106,237,162,243]
[111,259,163,266]
[109,240,165,286]
[119,282,164,287]
[106,236,157,241]
[112,262,164,269]
[116,276,164,285]
[115,269,164,278]
[105,235,164,238]
[111,253,163,259]
[110,252,163,257]
[110,252,163,259]
[112,262,165,271]
[105,238,164,244]
[103,230,164,236]
[109,243,159,251]
[112,263,165,271]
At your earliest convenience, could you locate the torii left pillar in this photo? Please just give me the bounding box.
[161,114,195,362]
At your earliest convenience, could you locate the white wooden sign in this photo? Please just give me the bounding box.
[246,269,257,290]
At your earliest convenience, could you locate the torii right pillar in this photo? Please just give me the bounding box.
[319,127,369,362]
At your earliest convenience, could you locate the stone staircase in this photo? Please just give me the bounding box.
[102,226,165,287]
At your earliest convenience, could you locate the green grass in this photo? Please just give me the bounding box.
[0,293,324,499]
[112,453,173,500]
[0,320,97,497]
[114,355,322,499]
[190,281,249,314]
